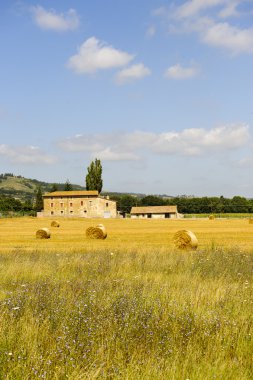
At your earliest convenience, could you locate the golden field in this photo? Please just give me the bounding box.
[0,217,252,379]
[0,216,253,253]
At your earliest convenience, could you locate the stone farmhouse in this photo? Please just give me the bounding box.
[42,190,117,218]
[130,205,179,219]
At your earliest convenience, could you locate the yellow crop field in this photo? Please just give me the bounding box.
[0,217,252,379]
[0,216,253,253]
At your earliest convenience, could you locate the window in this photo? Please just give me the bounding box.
[60,203,63,208]
[70,210,73,214]
[51,211,54,215]
[70,202,73,207]
[106,202,109,207]
[84,210,87,213]
[81,201,83,206]
[61,211,64,214]
[51,203,54,207]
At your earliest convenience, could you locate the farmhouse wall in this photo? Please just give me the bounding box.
[130,205,179,219]
[131,213,177,219]
[43,191,117,218]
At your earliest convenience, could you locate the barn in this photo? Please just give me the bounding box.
[42,190,117,218]
[130,205,179,219]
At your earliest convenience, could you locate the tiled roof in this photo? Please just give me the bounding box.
[131,205,177,214]
[43,190,98,197]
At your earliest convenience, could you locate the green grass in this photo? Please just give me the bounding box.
[0,247,252,379]
[184,213,253,219]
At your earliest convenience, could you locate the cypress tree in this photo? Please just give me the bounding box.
[34,186,43,212]
[86,158,103,193]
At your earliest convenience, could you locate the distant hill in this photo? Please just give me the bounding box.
[0,174,147,202]
[0,173,174,202]
[0,173,85,201]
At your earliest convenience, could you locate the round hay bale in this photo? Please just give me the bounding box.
[173,230,198,250]
[208,215,215,220]
[86,224,107,239]
[249,218,253,224]
[51,220,60,227]
[36,228,51,239]
[96,223,107,234]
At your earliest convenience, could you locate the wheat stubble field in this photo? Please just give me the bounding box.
[0,217,252,379]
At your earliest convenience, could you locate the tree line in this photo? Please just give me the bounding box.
[109,194,253,215]
[1,190,252,216]
[0,195,34,215]
[0,189,43,215]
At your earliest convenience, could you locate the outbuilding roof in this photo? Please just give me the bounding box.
[131,205,178,214]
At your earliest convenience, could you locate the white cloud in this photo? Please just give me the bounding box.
[115,63,151,84]
[175,0,225,19]
[151,124,250,155]
[155,0,249,21]
[92,148,140,161]
[58,124,250,160]
[31,5,79,31]
[165,63,198,79]
[218,1,241,18]
[201,22,253,54]
[58,133,140,161]
[174,0,242,19]
[0,145,57,165]
[59,133,106,153]
[67,37,134,74]
[154,1,253,54]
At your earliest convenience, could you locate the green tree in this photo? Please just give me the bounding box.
[64,180,73,191]
[230,196,249,213]
[0,195,23,212]
[34,187,43,212]
[141,195,166,206]
[23,198,33,212]
[86,158,103,193]
[118,195,139,215]
[50,183,58,192]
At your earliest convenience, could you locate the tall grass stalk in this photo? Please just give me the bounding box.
[0,247,252,379]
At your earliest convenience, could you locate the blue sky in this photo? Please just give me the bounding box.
[0,0,253,197]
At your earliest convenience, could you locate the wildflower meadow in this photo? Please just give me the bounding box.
[0,217,252,379]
